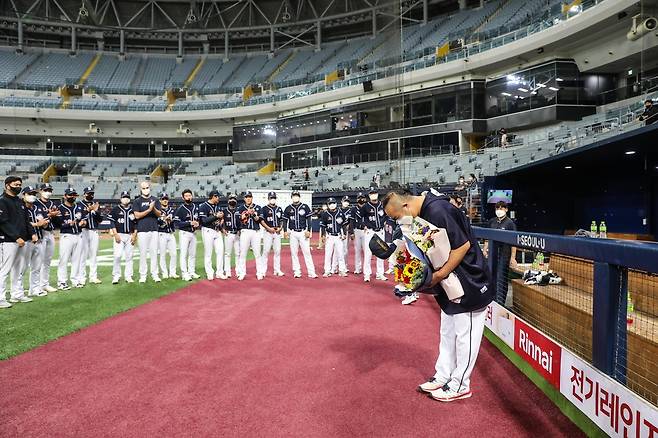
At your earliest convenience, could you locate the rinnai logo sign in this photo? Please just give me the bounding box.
[514,319,562,388]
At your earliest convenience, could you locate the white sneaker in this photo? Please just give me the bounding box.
[216,273,228,280]
[139,278,147,284]
[385,268,394,275]
[112,278,120,285]
[153,277,161,283]
[0,301,12,309]
[353,270,362,275]
[10,297,33,303]
[402,293,419,305]
[237,275,245,281]
[274,271,285,277]
[125,278,134,283]
[31,290,47,297]
[75,283,84,288]
[364,277,370,282]
[308,273,318,279]
[207,275,214,281]
[294,273,302,278]
[89,278,102,284]
[170,274,180,279]
[376,274,388,281]
[428,387,473,402]
[161,274,169,280]
[58,283,71,291]
[224,273,232,279]
[323,272,332,278]
[182,274,191,281]
[44,285,57,293]
[191,273,201,279]
[338,272,348,277]
[417,377,448,394]
[256,274,264,280]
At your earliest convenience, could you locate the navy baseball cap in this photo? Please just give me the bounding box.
[291,190,300,196]
[83,186,94,194]
[342,196,350,202]
[40,183,53,191]
[22,186,37,194]
[120,191,131,198]
[268,191,276,199]
[327,197,337,203]
[244,191,253,197]
[369,187,378,194]
[64,188,78,196]
[228,193,237,200]
[159,192,169,199]
[208,190,220,198]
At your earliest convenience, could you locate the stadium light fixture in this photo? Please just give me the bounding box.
[549,87,560,91]
[625,150,636,155]
[556,78,563,82]
[47,138,51,142]
[501,92,512,96]
[518,88,528,92]
[564,166,572,169]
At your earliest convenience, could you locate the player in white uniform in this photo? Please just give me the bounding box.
[260,191,285,277]
[77,186,103,285]
[199,190,226,280]
[237,192,273,281]
[174,189,200,281]
[53,188,87,290]
[157,193,178,279]
[282,191,317,279]
[319,197,348,277]
[35,183,59,293]
[16,186,48,298]
[351,192,367,275]
[133,181,162,283]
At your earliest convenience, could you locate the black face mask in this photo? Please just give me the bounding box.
[8,186,21,195]
[358,199,365,205]
[65,196,76,203]
[85,195,94,201]
[184,199,192,204]
[228,200,237,207]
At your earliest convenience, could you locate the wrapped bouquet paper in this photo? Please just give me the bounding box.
[397,216,465,301]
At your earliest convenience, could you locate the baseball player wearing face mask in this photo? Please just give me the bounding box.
[331,196,352,274]
[360,187,388,282]
[350,192,367,275]
[222,193,241,278]
[133,181,162,283]
[199,190,226,281]
[261,192,285,277]
[9,183,39,304]
[108,191,137,284]
[174,189,200,281]
[237,192,274,281]
[157,193,178,280]
[77,187,103,286]
[282,191,317,279]
[35,183,59,293]
[14,187,48,298]
[320,197,348,277]
[317,203,328,250]
[0,177,37,308]
[52,188,87,290]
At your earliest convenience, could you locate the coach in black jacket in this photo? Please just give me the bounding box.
[0,176,36,308]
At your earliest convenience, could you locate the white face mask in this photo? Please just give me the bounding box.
[291,196,300,203]
[369,195,378,202]
[396,214,414,233]
[322,205,328,211]
[141,188,150,196]
[25,194,37,204]
[268,199,276,206]
[341,201,349,208]
[121,197,131,206]
[41,191,52,199]
[495,209,506,218]
[328,203,337,210]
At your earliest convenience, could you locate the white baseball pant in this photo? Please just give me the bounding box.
[57,233,82,286]
[179,230,197,278]
[79,228,100,283]
[137,231,160,281]
[202,227,224,279]
[331,236,349,272]
[434,307,487,393]
[353,229,365,273]
[39,230,55,289]
[112,233,134,281]
[12,241,42,296]
[223,232,240,277]
[324,235,345,275]
[0,242,18,304]
[289,230,316,277]
[363,229,385,279]
[158,232,177,278]
[238,229,263,277]
[261,230,282,274]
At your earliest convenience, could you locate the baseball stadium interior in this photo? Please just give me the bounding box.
[1,0,658,435]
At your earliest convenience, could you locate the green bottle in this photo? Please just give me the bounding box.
[599,221,607,239]
[627,291,634,325]
[590,221,598,237]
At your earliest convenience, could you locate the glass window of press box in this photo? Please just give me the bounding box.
[485,61,616,118]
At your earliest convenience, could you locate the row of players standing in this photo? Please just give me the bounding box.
[109,184,394,283]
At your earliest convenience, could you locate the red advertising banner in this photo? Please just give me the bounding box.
[513,318,562,388]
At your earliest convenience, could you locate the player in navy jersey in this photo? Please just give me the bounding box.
[157,193,178,279]
[109,191,137,284]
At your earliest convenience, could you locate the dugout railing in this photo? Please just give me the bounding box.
[473,226,658,425]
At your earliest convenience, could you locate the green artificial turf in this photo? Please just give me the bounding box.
[0,236,255,360]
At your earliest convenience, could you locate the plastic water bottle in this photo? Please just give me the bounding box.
[627,291,634,325]
[590,221,598,238]
[537,252,545,270]
[599,221,607,239]
[532,253,539,270]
